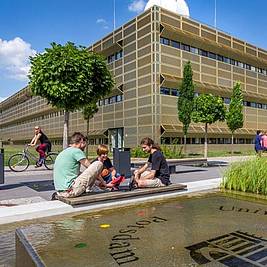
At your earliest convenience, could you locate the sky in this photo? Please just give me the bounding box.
[0,0,267,102]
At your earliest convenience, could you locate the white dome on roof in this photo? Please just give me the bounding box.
[145,0,190,17]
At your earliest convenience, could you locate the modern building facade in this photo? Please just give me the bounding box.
[1,6,267,151]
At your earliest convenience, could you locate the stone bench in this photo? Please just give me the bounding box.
[58,183,187,206]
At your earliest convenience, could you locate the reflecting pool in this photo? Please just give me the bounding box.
[2,191,267,266]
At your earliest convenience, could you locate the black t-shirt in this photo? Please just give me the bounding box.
[148,150,170,185]
[92,157,113,170]
[39,132,50,144]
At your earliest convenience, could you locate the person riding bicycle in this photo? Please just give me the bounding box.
[28,126,52,167]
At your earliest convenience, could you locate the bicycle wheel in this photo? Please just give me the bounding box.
[44,152,58,170]
[8,153,30,172]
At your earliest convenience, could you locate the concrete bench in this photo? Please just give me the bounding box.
[58,183,187,206]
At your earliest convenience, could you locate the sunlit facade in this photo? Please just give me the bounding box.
[1,6,267,151]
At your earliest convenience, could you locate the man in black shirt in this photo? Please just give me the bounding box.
[133,137,170,188]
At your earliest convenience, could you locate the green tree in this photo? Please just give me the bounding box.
[82,102,99,157]
[178,61,195,153]
[226,82,244,154]
[192,94,226,159]
[29,42,114,148]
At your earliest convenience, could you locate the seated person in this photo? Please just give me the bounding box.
[132,137,170,188]
[92,144,125,189]
[53,132,105,198]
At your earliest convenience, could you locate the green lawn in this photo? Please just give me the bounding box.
[1,144,256,166]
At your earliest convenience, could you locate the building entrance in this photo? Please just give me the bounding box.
[108,128,124,150]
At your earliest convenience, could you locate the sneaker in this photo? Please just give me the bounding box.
[35,162,41,168]
[36,157,45,167]
[129,178,138,191]
[51,192,59,200]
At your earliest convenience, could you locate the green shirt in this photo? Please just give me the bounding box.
[53,147,86,191]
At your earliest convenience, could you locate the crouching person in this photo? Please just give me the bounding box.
[92,144,125,190]
[53,132,105,198]
[132,137,170,188]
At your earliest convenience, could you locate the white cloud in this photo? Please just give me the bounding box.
[96,18,107,24]
[128,0,146,13]
[0,37,36,81]
[96,18,109,30]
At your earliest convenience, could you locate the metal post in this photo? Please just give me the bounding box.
[0,148,4,184]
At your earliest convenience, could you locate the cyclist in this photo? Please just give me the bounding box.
[28,126,52,167]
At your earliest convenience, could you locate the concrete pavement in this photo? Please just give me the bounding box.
[0,156,253,225]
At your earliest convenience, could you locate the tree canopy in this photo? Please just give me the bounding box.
[178,61,195,137]
[29,42,114,148]
[29,42,114,111]
[192,94,226,124]
[226,81,244,133]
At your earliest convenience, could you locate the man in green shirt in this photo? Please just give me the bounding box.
[53,132,105,198]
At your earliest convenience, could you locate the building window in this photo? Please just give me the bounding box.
[116,95,123,102]
[160,37,170,45]
[230,59,236,65]
[246,64,251,70]
[251,102,257,108]
[115,50,123,60]
[171,40,180,49]
[208,52,216,59]
[181,43,190,52]
[159,36,267,77]
[237,61,244,68]
[223,57,230,64]
[171,89,179,96]
[109,96,116,104]
[200,49,208,57]
[217,55,223,62]
[161,137,170,144]
[160,87,170,95]
[190,47,199,54]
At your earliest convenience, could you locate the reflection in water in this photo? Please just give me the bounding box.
[0,231,15,266]
[1,192,267,267]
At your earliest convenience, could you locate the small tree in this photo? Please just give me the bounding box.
[82,102,99,157]
[29,42,114,148]
[226,82,244,154]
[192,94,226,159]
[178,61,195,153]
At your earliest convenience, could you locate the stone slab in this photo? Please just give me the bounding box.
[58,183,187,206]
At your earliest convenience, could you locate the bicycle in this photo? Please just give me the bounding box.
[8,145,58,172]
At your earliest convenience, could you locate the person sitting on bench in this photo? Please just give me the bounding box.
[91,144,125,190]
[132,137,170,188]
[53,132,105,198]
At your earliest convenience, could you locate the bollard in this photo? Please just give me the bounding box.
[0,148,4,184]
[113,148,131,178]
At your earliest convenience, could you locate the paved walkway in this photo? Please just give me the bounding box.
[0,156,253,225]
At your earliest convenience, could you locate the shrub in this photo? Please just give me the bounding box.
[130,146,183,159]
[221,157,267,195]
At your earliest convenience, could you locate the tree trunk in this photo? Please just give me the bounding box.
[63,111,69,149]
[86,118,89,158]
[204,123,208,159]
[183,134,187,155]
[231,133,234,156]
